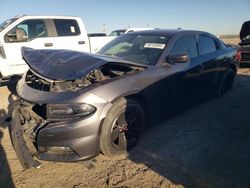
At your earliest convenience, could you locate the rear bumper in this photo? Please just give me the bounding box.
[9,102,101,169]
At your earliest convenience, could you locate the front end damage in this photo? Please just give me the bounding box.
[9,48,146,169]
[10,102,41,169]
[10,99,99,169]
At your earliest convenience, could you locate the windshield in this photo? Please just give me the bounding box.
[98,34,169,65]
[0,18,18,32]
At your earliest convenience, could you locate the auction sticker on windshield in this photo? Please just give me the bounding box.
[144,43,165,49]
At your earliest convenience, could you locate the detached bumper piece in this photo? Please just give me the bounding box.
[9,106,41,169]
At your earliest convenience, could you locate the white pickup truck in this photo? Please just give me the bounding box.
[0,15,116,81]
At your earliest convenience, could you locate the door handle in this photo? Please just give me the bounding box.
[78,41,85,44]
[44,43,53,47]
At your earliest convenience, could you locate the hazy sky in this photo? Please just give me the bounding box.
[0,0,249,35]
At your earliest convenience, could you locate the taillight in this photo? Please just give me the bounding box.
[236,51,241,62]
[0,45,6,59]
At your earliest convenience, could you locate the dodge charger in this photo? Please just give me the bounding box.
[9,29,239,169]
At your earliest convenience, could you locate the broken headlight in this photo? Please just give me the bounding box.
[46,103,96,118]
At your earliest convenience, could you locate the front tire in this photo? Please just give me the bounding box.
[100,98,145,156]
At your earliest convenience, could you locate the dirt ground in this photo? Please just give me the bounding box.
[0,68,250,188]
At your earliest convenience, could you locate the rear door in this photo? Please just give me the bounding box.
[197,35,222,93]
[52,18,90,52]
[3,19,55,75]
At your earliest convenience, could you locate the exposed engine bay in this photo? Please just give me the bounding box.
[25,63,145,92]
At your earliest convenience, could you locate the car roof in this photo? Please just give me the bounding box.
[127,29,212,37]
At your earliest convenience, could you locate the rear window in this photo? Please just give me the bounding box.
[198,36,217,55]
[54,19,80,36]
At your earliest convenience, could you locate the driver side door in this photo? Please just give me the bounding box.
[167,35,205,106]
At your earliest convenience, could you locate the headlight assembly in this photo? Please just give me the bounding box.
[46,103,96,118]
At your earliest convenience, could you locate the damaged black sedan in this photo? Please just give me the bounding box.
[9,30,239,169]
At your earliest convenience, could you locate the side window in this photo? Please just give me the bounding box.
[214,38,224,49]
[54,19,80,36]
[169,35,198,58]
[5,19,47,43]
[198,36,217,55]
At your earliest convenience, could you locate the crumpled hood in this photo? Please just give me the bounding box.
[21,47,113,81]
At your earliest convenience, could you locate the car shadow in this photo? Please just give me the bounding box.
[127,73,250,188]
[0,80,19,188]
[0,113,15,188]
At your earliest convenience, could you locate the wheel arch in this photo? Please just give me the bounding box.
[123,93,150,126]
[229,63,237,74]
[125,94,148,114]
[100,92,150,129]
[99,92,147,156]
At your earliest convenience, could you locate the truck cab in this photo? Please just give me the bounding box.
[0,15,92,80]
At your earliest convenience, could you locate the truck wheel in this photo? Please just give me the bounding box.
[100,98,145,156]
[216,68,235,97]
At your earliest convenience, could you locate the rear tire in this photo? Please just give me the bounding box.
[100,98,145,156]
[216,68,235,97]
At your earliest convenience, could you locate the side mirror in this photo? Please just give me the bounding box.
[166,54,189,64]
[5,32,16,42]
[5,28,28,43]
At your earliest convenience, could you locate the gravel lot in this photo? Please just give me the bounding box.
[0,68,250,188]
